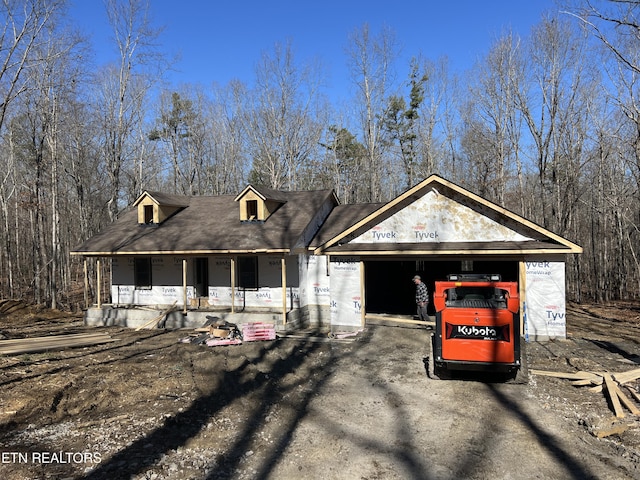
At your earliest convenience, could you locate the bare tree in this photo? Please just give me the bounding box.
[97,0,165,221]
[570,0,640,75]
[206,80,250,194]
[246,40,326,190]
[460,31,524,206]
[346,23,398,201]
[0,0,63,299]
[414,56,452,180]
[515,15,594,234]
[0,0,61,134]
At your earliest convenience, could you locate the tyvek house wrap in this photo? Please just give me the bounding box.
[524,261,566,340]
[350,190,533,244]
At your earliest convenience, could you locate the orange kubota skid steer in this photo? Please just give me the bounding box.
[429,274,527,381]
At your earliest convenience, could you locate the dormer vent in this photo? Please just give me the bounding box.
[235,185,287,222]
[133,191,189,225]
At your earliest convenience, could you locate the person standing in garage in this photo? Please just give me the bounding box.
[413,275,429,322]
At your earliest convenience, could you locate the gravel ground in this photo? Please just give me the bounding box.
[0,302,639,479]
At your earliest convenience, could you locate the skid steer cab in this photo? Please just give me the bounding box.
[429,274,527,381]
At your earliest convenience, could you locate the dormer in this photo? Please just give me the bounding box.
[133,191,189,225]
[234,185,287,222]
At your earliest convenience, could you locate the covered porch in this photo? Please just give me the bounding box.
[80,253,304,331]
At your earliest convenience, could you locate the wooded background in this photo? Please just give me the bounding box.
[0,0,638,309]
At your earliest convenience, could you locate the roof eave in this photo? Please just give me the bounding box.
[70,248,292,257]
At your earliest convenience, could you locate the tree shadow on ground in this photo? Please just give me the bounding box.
[588,339,640,364]
[421,340,597,479]
[82,334,342,480]
[5,324,604,479]
[483,382,596,479]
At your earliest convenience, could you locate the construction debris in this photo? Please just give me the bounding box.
[180,321,362,347]
[589,417,634,439]
[134,302,178,331]
[179,320,277,347]
[241,322,276,342]
[0,332,117,356]
[328,329,363,339]
[532,368,640,419]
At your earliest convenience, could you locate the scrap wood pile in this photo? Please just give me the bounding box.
[134,302,178,331]
[0,332,117,356]
[179,320,276,347]
[532,367,640,437]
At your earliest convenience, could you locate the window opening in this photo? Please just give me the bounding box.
[237,257,258,289]
[134,257,152,289]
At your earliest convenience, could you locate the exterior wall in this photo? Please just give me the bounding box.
[329,256,363,328]
[299,255,330,307]
[299,255,331,327]
[111,254,300,311]
[298,254,364,329]
[522,259,566,341]
[238,191,259,220]
[111,256,192,306]
[156,204,180,223]
[207,257,233,306]
[208,255,299,309]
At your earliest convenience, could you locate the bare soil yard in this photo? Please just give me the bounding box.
[1,301,640,479]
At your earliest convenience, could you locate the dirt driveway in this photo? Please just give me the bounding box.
[1,303,640,479]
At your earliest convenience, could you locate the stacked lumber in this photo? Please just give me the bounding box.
[0,332,116,356]
[531,368,640,419]
[242,322,276,342]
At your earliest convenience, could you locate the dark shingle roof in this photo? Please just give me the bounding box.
[73,189,337,255]
[309,203,384,248]
[134,191,190,207]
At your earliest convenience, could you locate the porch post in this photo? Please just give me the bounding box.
[83,258,89,309]
[96,258,101,308]
[230,256,236,314]
[281,256,287,327]
[183,258,188,314]
[519,261,527,337]
[360,259,366,328]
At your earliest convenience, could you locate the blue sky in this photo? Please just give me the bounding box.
[70,0,560,102]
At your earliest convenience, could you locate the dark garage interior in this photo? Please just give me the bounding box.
[364,259,519,316]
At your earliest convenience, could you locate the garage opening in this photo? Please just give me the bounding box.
[364,259,518,317]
